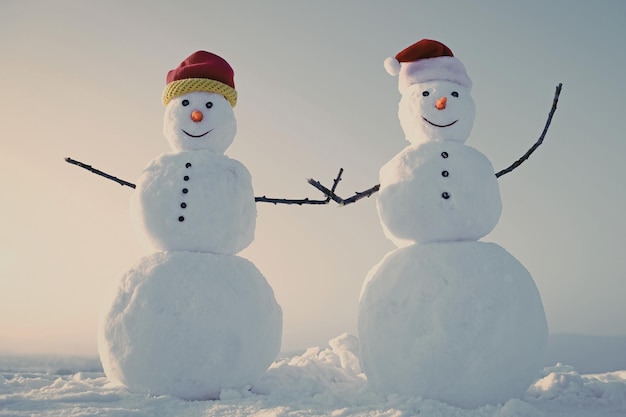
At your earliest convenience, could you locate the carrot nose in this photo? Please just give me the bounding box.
[191,110,203,122]
[435,96,447,110]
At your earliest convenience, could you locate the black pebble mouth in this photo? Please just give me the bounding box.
[182,129,213,138]
[422,117,458,128]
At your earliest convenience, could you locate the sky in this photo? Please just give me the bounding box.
[1,0,625,356]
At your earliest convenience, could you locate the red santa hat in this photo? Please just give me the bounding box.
[384,39,472,92]
[162,50,238,107]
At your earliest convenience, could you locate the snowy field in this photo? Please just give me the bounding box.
[1,333,625,417]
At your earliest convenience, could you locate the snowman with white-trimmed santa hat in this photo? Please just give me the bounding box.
[97,51,282,400]
[356,39,549,408]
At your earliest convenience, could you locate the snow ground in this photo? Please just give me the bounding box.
[1,333,625,417]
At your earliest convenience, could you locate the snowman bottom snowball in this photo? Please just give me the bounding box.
[358,241,548,408]
[98,251,282,400]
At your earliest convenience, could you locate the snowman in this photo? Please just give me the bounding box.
[355,40,549,408]
[97,51,282,400]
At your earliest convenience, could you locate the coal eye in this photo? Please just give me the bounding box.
[451,91,459,98]
[422,91,430,97]
[182,99,189,106]
[205,102,213,109]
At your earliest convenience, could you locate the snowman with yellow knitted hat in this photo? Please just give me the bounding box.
[98,51,282,400]
[357,39,549,408]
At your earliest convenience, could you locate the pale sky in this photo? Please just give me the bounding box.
[1,0,625,355]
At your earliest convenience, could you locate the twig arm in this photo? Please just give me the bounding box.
[341,184,381,205]
[495,83,563,178]
[255,168,344,205]
[254,196,328,205]
[65,157,136,188]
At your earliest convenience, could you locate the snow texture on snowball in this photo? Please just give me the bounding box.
[358,241,548,408]
[378,141,502,245]
[131,150,256,254]
[98,251,282,400]
[163,91,236,154]
[398,80,475,146]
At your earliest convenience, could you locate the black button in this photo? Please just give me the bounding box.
[180,202,187,208]
[178,216,185,222]
[442,170,449,177]
[441,152,449,158]
[182,188,188,194]
[442,192,450,199]
[186,162,192,168]
[184,175,190,181]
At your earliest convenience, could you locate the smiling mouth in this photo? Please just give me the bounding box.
[422,117,458,128]
[182,129,213,138]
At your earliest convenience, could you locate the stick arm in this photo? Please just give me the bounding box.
[495,83,563,178]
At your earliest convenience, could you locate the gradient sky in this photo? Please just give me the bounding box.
[1,0,625,355]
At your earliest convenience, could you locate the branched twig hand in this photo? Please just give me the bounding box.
[307,177,380,206]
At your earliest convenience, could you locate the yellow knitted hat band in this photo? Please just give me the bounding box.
[162,78,238,107]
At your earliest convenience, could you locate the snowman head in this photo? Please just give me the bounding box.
[163,91,237,153]
[398,80,475,146]
[161,51,238,153]
[385,39,475,145]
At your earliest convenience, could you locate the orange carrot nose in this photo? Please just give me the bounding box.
[435,96,447,110]
[191,110,203,122]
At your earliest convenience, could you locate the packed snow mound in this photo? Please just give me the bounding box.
[358,241,548,408]
[98,251,282,400]
[131,150,256,254]
[526,363,626,406]
[378,142,502,245]
[2,337,625,416]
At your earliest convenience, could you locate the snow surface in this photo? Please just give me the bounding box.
[1,333,625,417]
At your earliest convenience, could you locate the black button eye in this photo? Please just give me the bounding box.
[422,91,430,97]
[451,91,459,98]
[206,102,213,109]
[182,99,190,106]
